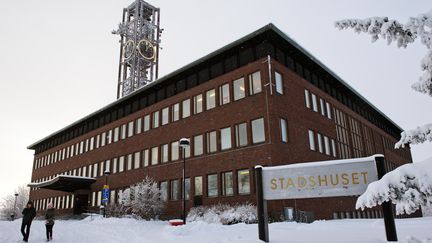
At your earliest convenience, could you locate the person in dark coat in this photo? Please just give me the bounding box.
[45,203,55,241]
[21,201,36,242]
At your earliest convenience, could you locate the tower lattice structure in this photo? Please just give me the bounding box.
[113,0,161,99]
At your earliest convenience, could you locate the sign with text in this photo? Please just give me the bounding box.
[261,157,378,200]
[102,185,110,203]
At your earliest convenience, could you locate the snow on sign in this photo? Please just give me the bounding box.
[261,156,378,200]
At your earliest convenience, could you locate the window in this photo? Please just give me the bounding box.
[112,158,118,174]
[233,77,246,101]
[220,127,232,150]
[207,174,218,197]
[193,94,203,114]
[170,180,179,200]
[80,141,84,153]
[105,160,110,174]
[100,161,104,176]
[144,115,150,131]
[171,141,179,161]
[127,154,132,170]
[305,90,311,108]
[162,144,169,163]
[172,103,180,122]
[184,178,191,200]
[162,107,169,125]
[160,181,168,201]
[194,176,203,196]
[235,122,248,147]
[280,118,288,143]
[182,99,190,118]
[275,71,283,94]
[320,98,326,117]
[153,111,159,128]
[128,121,134,137]
[206,89,216,110]
[194,135,203,156]
[121,124,127,139]
[317,133,323,153]
[324,136,331,155]
[251,118,265,144]
[136,118,142,134]
[238,170,251,194]
[143,149,149,167]
[308,130,316,151]
[107,130,112,144]
[248,71,262,95]
[119,156,124,172]
[222,172,233,196]
[206,131,217,153]
[326,102,332,119]
[312,93,318,112]
[134,152,141,169]
[219,83,230,105]
[331,139,337,157]
[114,127,119,142]
[151,146,159,165]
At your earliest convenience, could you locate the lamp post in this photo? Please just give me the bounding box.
[12,193,18,221]
[179,138,190,224]
[103,169,111,218]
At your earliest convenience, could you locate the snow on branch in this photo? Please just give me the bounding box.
[335,10,432,97]
[356,158,432,215]
[395,123,432,148]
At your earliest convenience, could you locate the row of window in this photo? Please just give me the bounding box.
[308,130,337,157]
[304,89,332,120]
[34,70,269,170]
[32,118,266,185]
[34,195,74,211]
[333,210,383,219]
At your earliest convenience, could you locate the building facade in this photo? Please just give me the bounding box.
[27,24,416,220]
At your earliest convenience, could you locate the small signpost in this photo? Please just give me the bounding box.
[102,185,110,204]
[255,154,397,242]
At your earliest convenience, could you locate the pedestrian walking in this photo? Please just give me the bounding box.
[45,203,55,241]
[21,201,36,242]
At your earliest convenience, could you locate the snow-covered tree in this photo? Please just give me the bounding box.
[116,177,165,220]
[335,10,432,148]
[335,11,432,215]
[356,158,432,215]
[0,185,29,220]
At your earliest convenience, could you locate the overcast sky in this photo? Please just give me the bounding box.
[0,0,430,199]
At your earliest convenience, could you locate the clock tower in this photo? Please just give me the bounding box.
[113,0,161,98]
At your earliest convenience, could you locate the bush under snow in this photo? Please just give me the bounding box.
[187,203,257,225]
[356,157,432,215]
[110,177,165,220]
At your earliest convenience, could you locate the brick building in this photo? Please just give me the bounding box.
[27,24,415,220]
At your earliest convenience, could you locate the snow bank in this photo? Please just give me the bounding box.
[1,217,432,243]
[356,157,432,215]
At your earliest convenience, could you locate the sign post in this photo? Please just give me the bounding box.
[255,166,269,242]
[254,155,394,242]
[375,156,398,241]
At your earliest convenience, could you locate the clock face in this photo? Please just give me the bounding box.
[137,39,156,61]
[124,40,135,60]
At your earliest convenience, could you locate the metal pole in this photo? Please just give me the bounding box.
[183,147,186,224]
[375,156,398,241]
[255,166,269,242]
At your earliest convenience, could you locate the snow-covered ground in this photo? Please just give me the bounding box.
[1,216,431,243]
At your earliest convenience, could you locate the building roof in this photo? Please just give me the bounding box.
[28,23,404,152]
[28,175,96,192]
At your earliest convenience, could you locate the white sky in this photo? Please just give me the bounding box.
[0,0,430,199]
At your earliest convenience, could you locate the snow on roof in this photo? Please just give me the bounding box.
[261,154,383,171]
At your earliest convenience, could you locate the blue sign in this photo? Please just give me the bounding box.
[102,185,110,203]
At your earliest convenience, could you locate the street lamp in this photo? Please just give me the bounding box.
[11,193,18,221]
[179,138,190,224]
[103,169,111,218]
